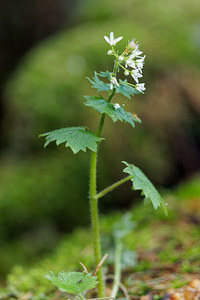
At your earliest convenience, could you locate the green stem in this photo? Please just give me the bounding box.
[78,294,86,300]
[90,151,105,297]
[89,88,116,298]
[111,240,123,299]
[96,175,132,200]
[97,88,116,137]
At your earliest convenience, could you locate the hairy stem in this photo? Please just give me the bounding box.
[89,88,116,298]
[89,151,105,297]
[96,175,132,200]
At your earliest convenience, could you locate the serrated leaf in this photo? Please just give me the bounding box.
[122,161,167,215]
[46,271,98,294]
[87,72,110,92]
[39,127,104,154]
[116,80,141,99]
[84,96,141,128]
[98,71,111,79]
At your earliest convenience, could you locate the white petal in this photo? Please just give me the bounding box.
[110,32,114,42]
[104,36,111,44]
[113,36,123,45]
[129,61,136,68]
[135,83,146,93]
[114,103,121,110]
[133,76,139,83]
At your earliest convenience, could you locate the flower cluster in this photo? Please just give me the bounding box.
[104,32,146,93]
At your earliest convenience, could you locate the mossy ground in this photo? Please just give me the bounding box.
[0,175,199,299]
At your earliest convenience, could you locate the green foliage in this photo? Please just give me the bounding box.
[84,96,141,128]
[2,181,200,298]
[87,72,110,92]
[116,80,141,99]
[46,271,98,294]
[98,71,111,78]
[40,127,104,154]
[87,73,141,99]
[0,154,89,246]
[122,161,167,214]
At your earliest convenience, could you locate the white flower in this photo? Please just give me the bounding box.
[135,83,146,93]
[131,69,143,83]
[104,32,123,46]
[125,58,136,69]
[118,56,124,62]
[135,56,146,70]
[114,103,121,110]
[128,39,137,50]
[110,76,119,89]
[110,76,119,90]
[107,50,113,55]
[130,45,143,58]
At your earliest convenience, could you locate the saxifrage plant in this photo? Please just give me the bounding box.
[40,32,167,299]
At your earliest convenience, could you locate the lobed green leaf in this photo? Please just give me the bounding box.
[122,161,167,215]
[46,271,98,294]
[39,127,104,154]
[98,71,111,79]
[87,72,110,92]
[116,79,141,99]
[84,96,141,128]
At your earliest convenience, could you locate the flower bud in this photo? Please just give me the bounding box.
[124,70,129,76]
[107,50,112,55]
[128,39,136,50]
[114,103,121,110]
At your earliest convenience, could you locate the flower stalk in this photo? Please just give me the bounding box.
[89,33,146,297]
[89,87,116,297]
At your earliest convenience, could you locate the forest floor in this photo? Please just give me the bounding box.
[0,176,200,300]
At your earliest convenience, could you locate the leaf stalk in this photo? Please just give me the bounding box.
[96,175,133,200]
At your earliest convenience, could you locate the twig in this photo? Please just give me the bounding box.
[80,262,88,273]
[92,254,108,276]
[106,275,130,299]
[111,241,122,299]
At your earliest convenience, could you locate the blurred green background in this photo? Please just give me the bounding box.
[0,0,200,286]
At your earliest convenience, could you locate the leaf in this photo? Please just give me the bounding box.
[46,271,98,294]
[98,71,111,79]
[39,127,104,154]
[122,161,167,215]
[87,72,110,92]
[116,79,141,99]
[84,96,141,128]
